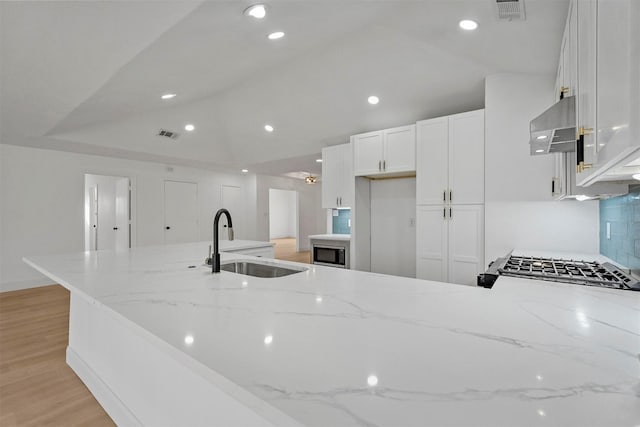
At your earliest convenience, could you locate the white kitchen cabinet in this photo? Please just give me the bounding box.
[575,0,640,185]
[555,0,577,102]
[416,109,484,205]
[352,125,415,177]
[321,143,353,208]
[416,204,483,286]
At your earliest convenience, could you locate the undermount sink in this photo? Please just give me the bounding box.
[220,260,307,278]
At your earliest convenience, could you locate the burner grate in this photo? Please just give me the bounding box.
[494,256,640,290]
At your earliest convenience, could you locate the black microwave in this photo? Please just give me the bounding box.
[312,244,347,268]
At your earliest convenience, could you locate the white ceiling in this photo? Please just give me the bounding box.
[0,0,569,177]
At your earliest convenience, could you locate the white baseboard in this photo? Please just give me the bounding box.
[0,278,55,293]
[66,346,141,427]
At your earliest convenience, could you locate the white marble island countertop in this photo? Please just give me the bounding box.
[24,242,640,427]
[308,233,351,241]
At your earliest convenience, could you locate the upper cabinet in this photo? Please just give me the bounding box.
[321,143,353,209]
[574,0,640,185]
[352,125,415,177]
[555,0,577,102]
[416,110,485,205]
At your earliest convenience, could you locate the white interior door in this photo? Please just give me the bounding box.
[89,185,98,250]
[97,179,116,251]
[221,185,243,240]
[164,181,198,244]
[114,178,130,251]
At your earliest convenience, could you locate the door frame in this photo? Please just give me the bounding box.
[267,188,300,251]
[84,172,135,251]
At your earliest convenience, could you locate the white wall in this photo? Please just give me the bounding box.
[256,176,324,251]
[0,144,256,291]
[370,178,416,278]
[268,189,296,239]
[484,73,599,263]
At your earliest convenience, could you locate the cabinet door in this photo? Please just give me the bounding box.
[447,204,484,286]
[416,117,448,205]
[576,0,598,183]
[321,145,340,208]
[448,110,484,205]
[353,131,384,176]
[383,125,415,173]
[338,143,354,207]
[416,205,448,282]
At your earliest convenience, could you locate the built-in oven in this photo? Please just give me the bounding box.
[312,244,348,268]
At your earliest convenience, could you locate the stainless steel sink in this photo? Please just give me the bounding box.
[220,260,307,278]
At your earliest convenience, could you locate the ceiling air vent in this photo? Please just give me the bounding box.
[158,129,179,140]
[496,0,525,21]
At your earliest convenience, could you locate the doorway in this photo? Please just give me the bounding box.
[84,174,130,251]
[268,188,308,262]
[221,185,243,240]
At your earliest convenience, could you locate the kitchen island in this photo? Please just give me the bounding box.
[23,242,639,426]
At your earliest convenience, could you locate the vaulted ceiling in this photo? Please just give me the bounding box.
[0,0,568,176]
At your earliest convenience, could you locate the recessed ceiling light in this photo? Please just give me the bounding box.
[184,124,195,131]
[264,124,274,132]
[316,158,323,163]
[459,19,478,31]
[368,95,379,105]
[161,93,176,100]
[241,169,249,173]
[536,135,548,140]
[632,173,640,181]
[535,149,545,153]
[575,195,591,201]
[268,31,285,40]
[244,4,266,19]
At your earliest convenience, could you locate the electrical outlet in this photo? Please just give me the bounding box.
[606,222,611,240]
[409,217,415,227]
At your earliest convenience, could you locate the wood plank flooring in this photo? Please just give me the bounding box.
[0,285,114,426]
[271,237,311,264]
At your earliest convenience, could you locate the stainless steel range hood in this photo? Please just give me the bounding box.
[529,95,576,155]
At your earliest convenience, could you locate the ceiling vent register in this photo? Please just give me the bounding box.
[496,0,525,21]
[158,129,179,140]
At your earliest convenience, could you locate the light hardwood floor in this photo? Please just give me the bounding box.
[0,285,114,426]
[271,237,311,264]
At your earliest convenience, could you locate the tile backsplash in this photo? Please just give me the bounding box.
[600,187,640,269]
[332,209,351,234]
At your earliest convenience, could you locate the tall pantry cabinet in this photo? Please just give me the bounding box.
[416,109,485,286]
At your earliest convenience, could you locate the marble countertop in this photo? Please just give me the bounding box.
[24,242,640,427]
[308,234,351,241]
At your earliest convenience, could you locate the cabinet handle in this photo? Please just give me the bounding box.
[449,190,452,202]
[449,208,452,219]
[443,190,446,202]
[579,127,594,136]
[560,86,569,100]
[113,227,118,230]
[383,160,386,171]
[340,197,343,205]
[443,208,446,219]
[551,179,555,195]
[378,160,381,171]
[166,226,170,230]
[576,134,584,173]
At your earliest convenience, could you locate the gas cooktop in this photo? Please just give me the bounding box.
[478,254,640,291]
